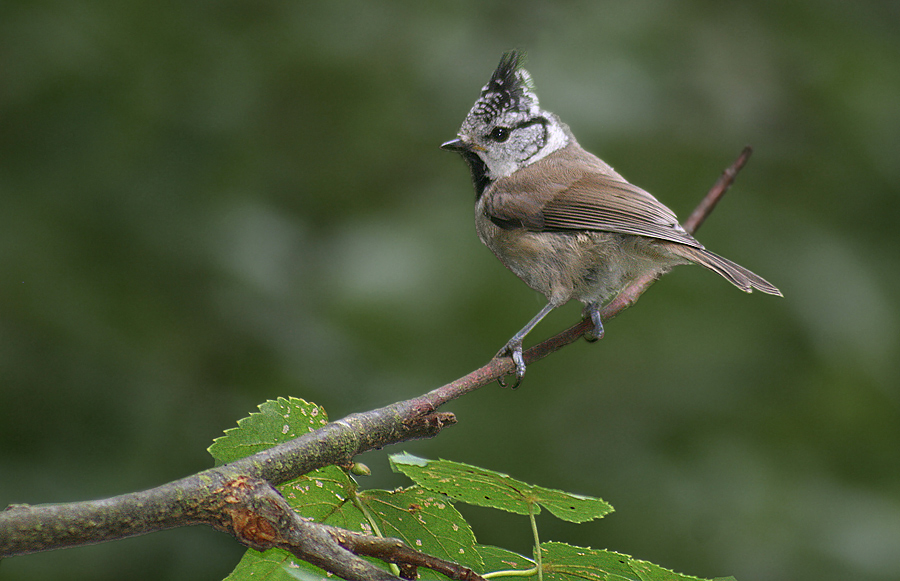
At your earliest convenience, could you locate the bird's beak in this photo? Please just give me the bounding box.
[440,138,469,152]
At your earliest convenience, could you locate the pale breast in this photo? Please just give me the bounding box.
[475,203,686,306]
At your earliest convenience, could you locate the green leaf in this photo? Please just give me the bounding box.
[281,473,482,578]
[282,562,334,581]
[226,547,354,581]
[208,397,328,465]
[212,398,352,581]
[390,453,613,523]
[225,547,314,581]
[628,558,735,581]
[477,544,535,575]
[364,487,483,575]
[224,466,367,581]
[280,464,362,528]
[539,542,730,581]
[209,396,351,538]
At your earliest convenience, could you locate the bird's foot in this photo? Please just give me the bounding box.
[583,304,605,342]
[495,339,526,388]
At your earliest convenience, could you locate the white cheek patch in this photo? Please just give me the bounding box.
[483,155,516,181]
[523,121,568,166]
[480,118,569,180]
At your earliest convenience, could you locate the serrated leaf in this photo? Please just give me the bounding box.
[282,475,482,579]
[477,544,535,575]
[213,398,359,581]
[390,453,613,523]
[539,542,727,581]
[226,547,353,581]
[216,409,484,581]
[365,487,483,576]
[283,561,334,581]
[535,486,613,523]
[628,558,734,581]
[280,464,362,528]
[208,397,328,465]
[225,547,318,581]
[539,541,634,581]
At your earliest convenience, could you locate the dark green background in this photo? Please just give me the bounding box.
[2,2,898,580]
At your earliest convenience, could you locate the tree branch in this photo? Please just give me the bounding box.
[331,529,487,581]
[0,148,753,579]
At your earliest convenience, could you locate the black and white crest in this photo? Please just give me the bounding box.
[472,50,539,123]
[446,50,570,183]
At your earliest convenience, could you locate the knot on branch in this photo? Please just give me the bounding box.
[214,476,292,551]
[403,410,457,438]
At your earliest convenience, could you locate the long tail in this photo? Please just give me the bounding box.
[670,245,782,297]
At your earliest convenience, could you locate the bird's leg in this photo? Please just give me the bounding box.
[496,301,557,388]
[583,302,605,342]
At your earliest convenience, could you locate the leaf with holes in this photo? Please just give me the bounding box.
[365,487,483,576]
[213,398,360,581]
[224,467,367,581]
[539,542,735,581]
[226,547,321,581]
[477,544,535,576]
[231,485,482,581]
[390,453,612,523]
[282,473,484,569]
[280,465,364,529]
[208,397,328,465]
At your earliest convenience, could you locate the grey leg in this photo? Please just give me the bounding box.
[496,301,557,388]
[584,302,604,342]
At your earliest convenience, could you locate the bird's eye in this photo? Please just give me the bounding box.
[489,126,510,143]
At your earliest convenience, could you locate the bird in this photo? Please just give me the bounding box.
[441,50,782,387]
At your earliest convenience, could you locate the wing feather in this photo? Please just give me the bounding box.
[541,173,703,248]
[484,143,703,249]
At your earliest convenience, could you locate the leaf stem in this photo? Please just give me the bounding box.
[350,490,384,538]
[348,482,401,577]
[529,503,542,581]
[483,566,539,579]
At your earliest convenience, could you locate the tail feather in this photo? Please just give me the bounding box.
[671,245,782,297]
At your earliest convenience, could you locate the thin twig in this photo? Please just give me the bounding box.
[331,530,487,581]
[683,146,752,233]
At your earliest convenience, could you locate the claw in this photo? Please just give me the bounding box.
[492,301,558,388]
[584,303,605,342]
[496,340,526,388]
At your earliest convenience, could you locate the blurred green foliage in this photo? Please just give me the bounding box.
[1,2,898,581]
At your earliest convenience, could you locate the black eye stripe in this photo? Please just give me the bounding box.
[513,117,548,132]
[487,117,549,144]
[522,119,549,163]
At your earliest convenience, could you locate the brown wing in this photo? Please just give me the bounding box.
[540,173,704,248]
[484,144,704,249]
